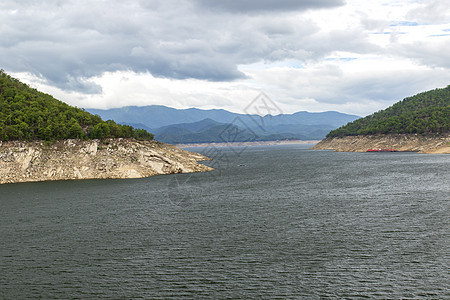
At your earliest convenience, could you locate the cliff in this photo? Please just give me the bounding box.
[311,134,450,154]
[0,138,212,184]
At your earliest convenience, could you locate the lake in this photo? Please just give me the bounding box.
[1,144,449,298]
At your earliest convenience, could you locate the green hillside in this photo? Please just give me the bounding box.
[327,86,450,137]
[0,70,153,141]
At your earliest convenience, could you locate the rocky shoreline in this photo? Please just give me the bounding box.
[311,134,450,154]
[0,139,212,184]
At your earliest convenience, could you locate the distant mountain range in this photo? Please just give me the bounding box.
[88,105,359,143]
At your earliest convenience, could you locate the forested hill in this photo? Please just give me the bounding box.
[0,70,153,141]
[327,86,450,137]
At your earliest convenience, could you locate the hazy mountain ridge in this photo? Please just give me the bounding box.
[88,106,359,143]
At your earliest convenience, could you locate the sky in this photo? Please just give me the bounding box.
[1,0,450,116]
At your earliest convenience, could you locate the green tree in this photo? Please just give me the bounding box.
[0,71,154,142]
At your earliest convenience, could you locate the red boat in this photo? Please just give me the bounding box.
[366,148,398,152]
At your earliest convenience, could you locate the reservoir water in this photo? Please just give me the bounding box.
[1,144,449,299]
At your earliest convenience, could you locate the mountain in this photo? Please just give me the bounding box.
[0,70,153,141]
[88,106,358,129]
[154,118,222,135]
[88,105,359,143]
[88,105,237,129]
[149,118,298,144]
[155,119,252,144]
[327,85,450,137]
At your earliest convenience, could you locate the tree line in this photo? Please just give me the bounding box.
[0,70,153,141]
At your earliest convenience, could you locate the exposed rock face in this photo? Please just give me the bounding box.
[0,139,212,184]
[311,134,450,154]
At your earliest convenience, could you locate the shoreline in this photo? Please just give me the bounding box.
[0,138,212,185]
[311,134,450,154]
[175,140,321,148]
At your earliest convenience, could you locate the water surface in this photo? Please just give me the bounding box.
[1,145,449,298]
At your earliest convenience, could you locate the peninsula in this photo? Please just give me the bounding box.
[312,85,450,154]
[0,71,211,184]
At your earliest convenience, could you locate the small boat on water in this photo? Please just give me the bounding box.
[366,148,398,152]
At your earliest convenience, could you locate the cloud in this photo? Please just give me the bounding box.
[395,39,450,69]
[193,0,345,13]
[407,0,450,24]
[2,0,450,116]
[0,0,349,92]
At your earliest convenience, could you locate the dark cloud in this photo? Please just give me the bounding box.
[0,0,352,93]
[194,0,345,13]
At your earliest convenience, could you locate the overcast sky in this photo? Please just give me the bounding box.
[1,0,450,116]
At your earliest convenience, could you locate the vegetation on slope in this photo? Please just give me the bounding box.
[0,70,153,141]
[327,86,450,137]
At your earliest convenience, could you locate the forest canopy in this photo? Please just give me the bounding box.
[0,70,153,141]
[327,85,450,137]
